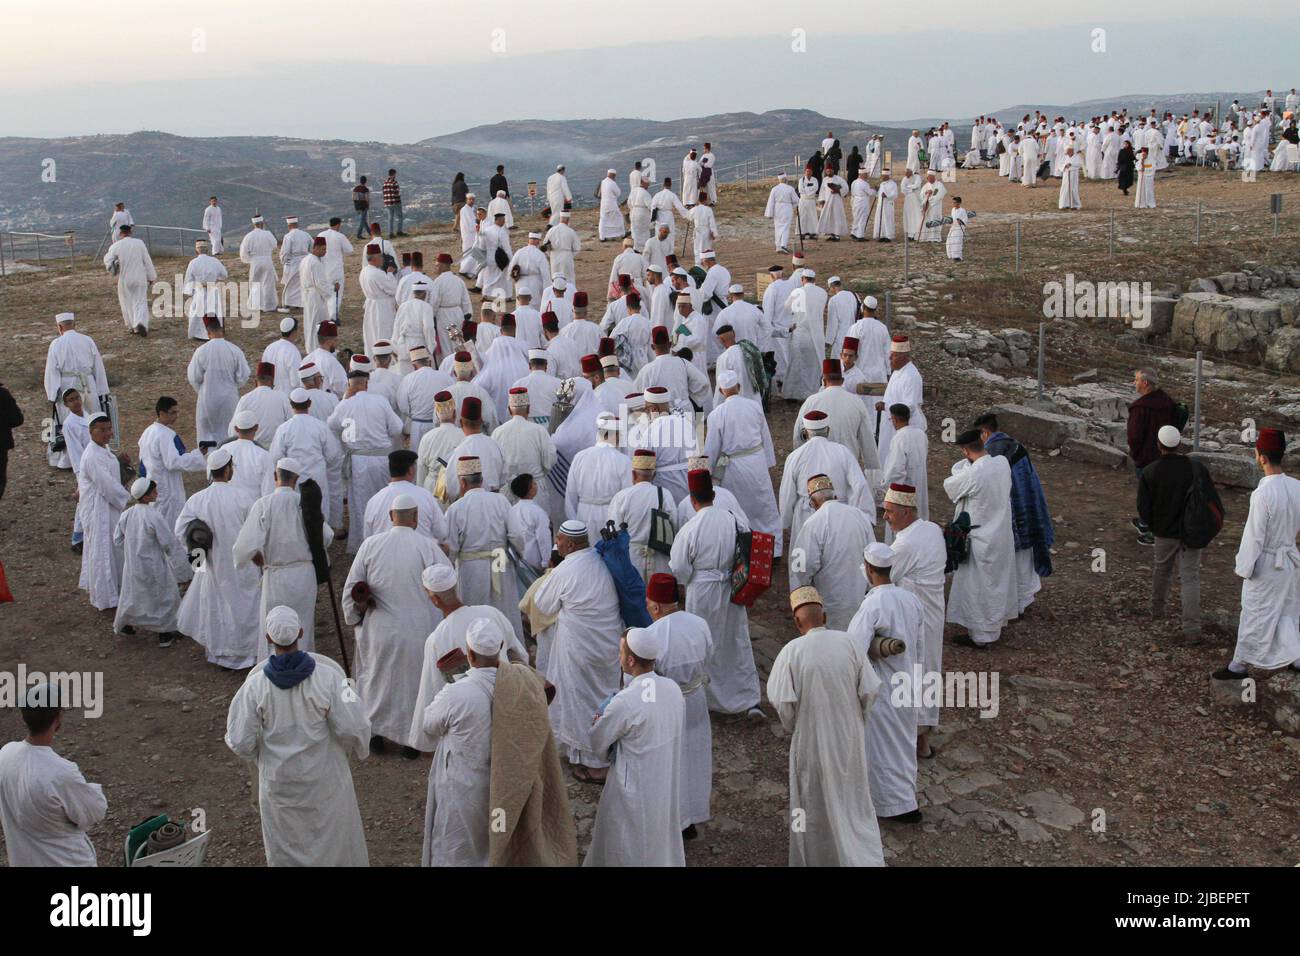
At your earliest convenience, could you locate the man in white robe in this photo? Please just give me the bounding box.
[113,477,188,642]
[359,245,398,357]
[299,237,333,351]
[650,179,689,243]
[108,201,132,242]
[797,168,820,238]
[817,171,849,239]
[231,364,292,450]
[597,170,625,241]
[225,605,370,866]
[202,196,224,253]
[681,149,701,206]
[1019,135,1039,187]
[316,219,353,321]
[875,336,927,468]
[44,312,108,468]
[1058,149,1082,209]
[945,200,970,261]
[704,378,782,556]
[789,475,875,630]
[493,387,557,513]
[102,225,156,335]
[187,317,250,447]
[849,169,875,241]
[627,176,653,250]
[541,214,581,285]
[138,397,207,534]
[239,216,280,315]
[77,413,131,611]
[262,317,304,394]
[328,369,404,553]
[477,212,514,300]
[444,458,527,641]
[564,414,631,530]
[779,270,828,401]
[343,496,450,754]
[608,450,678,584]
[1134,149,1157,209]
[793,359,879,472]
[670,468,762,717]
[767,587,883,866]
[688,201,719,265]
[227,411,273,498]
[184,241,229,339]
[780,410,873,546]
[267,389,340,529]
[943,429,1017,647]
[278,216,312,309]
[545,165,573,226]
[878,404,928,541]
[915,173,946,242]
[764,173,799,252]
[871,169,900,241]
[583,626,685,866]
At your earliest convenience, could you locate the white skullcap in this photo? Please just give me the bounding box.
[391,493,417,511]
[551,275,568,288]
[276,457,302,474]
[290,388,311,404]
[717,369,741,390]
[607,168,617,174]
[625,626,665,661]
[1157,425,1182,448]
[528,348,549,362]
[279,316,296,333]
[647,265,663,274]
[206,447,233,473]
[864,542,895,567]
[85,410,109,426]
[829,276,842,285]
[559,519,587,538]
[778,172,788,180]
[496,190,507,197]
[130,477,153,500]
[465,618,505,656]
[232,409,258,430]
[864,296,879,309]
[728,283,744,294]
[671,267,688,278]
[266,605,301,646]
[55,312,75,325]
[422,563,458,593]
[802,268,816,279]
[556,164,565,171]
[701,249,716,259]
[528,232,541,240]
[596,412,619,432]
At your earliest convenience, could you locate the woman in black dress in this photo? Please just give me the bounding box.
[846,145,863,182]
[1116,137,1136,195]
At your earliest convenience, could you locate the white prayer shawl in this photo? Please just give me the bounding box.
[184,254,229,338]
[233,486,332,660]
[943,454,1017,642]
[546,172,573,225]
[779,283,828,401]
[239,228,280,313]
[363,479,447,544]
[261,338,303,394]
[669,504,760,714]
[358,264,398,357]
[531,547,623,767]
[816,176,849,237]
[583,672,685,867]
[343,525,448,747]
[202,203,224,252]
[225,654,370,866]
[542,223,581,284]
[879,425,929,539]
[112,499,185,633]
[598,178,625,240]
[847,315,891,385]
[445,487,527,641]
[767,627,883,866]
[779,436,872,545]
[328,391,404,553]
[797,176,820,234]
[889,519,946,727]
[279,228,313,307]
[703,395,782,554]
[508,244,550,303]
[137,421,207,533]
[298,254,333,352]
[476,223,514,298]
[0,741,107,867]
[789,501,875,630]
[188,338,250,444]
[231,385,292,450]
[176,481,262,667]
[1232,473,1300,668]
[646,611,713,826]
[421,666,496,866]
[876,361,926,468]
[227,437,273,500]
[103,236,157,330]
[945,206,969,260]
[849,583,923,816]
[764,181,799,248]
[793,385,880,471]
[609,481,678,584]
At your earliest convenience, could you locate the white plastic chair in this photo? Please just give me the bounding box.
[125,828,211,867]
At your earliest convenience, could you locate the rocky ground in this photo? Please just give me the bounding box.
[1,165,1298,866]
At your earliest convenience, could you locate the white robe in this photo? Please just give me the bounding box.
[230,386,292,451]
[669,504,760,714]
[541,223,581,284]
[764,182,798,249]
[267,412,338,526]
[113,501,187,634]
[564,441,632,531]
[202,204,224,253]
[704,394,782,556]
[767,627,883,866]
[137,421,206,537]
[789,501,875,630]
[44,329,108,468]
[279,228,313,308]
[598,178,625,240]
[103,236,157,331]
[239,228,280,314]
[779,436,872,546]
[608,481,678,584]
[299,254,333,352]
[876,361,926,469]
[583,672,685,867]
[647,611,714,827]
[878,424,929,538]
[890,519,947,728]
[780,283,828,401]
[945,206,970,260]
[545,172,573,225]
[225,654,370,866]
[816,176,848,237]
[793,385,880,471]
[943,454,1017,644]
[850,178,875,239]
[797,176,819,234]
[328,391,403,553]
[0,741,107,867]
[261,338,303,394]
[1057,156,1082,209]
[916,181,946,241]
[421,666,496,866]
[76,442,130,610]
[359,264,398,357]
[188,338,250,444]
[445,488,527,642]
[183,253,229,339]
[1232,473,1300,668]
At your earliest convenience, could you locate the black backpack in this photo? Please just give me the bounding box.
[1173,402,1190,431]
[1180,461,1224,549]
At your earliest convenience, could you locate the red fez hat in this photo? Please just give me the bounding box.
[462,319,478,335]
[202,314,222,329]
[822,358,842,376]
[436,252,452,264]
[598,337,616,357]
[508,386,528,396]
[411,251,424,266]
[646,573,679,605]
[454,350,472,363]
[542,311,559,329]
[573,291,588,307]
[804,409,828,422]
[626,292,642,308]
[1257,427,1286,453]
[500,312,516,329]
[461,396,482,421]
[652,326,670,345]
[580,354,602,374]
[401,252,412,264]
[434,390,453,403]
[618,273,632,288]
[890,482,917,494]
[318,320,338,337]
[687,469,713,496]
[842,336,859,352]
[369,222,382,233]
[313,236,327,247]
[256,361,276,378]
[366,244,381,255]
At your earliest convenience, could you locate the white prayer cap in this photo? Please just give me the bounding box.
[289,388,311,404]
[232,409,258,430]
[276,457,302,474]
[528,231,541,240]
[829,276,842,285]
[285,216,299,224]
[624,626,665,661]
[465,618,505,657]
[802,269,816,279]
[206,447,233,473]
[130,477,153,500]
[266,605,301,646]
[410,279,432,292]
[55,312,75,325]
[279,316,296,333]
[1157,425,1182,448]
[528,348,549,362]
[607,168,617,174]
[864,542,895,567]
[251,215,264,224]
[777,172,788,180]
[86,411,110,427]
[595,412,619,432]
[551,275,568,288]
[558,519,587,538]
[422,563,458,594]
[496,189,507,197]
[647,265,663,275]
[701,249,716,260]
[556,164,565,171]
[390,493,417,512]
[671,267,688,278]
[727,283,743,294]
[861,295,879,310]
[717,369,740,390]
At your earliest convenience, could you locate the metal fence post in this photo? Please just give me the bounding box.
[1193,350,1203,452]
[1195,201,1201,245]
[744,159,749,190]
[1036,322,1046,401]
[0,233,6,278]
[145,226,152,251]
[178,228,184,256]
[1015,221,1021,274]
[35,235,41,265]
[1109,210,1115,257]
[903,230,910,281]
[884,291,892,332]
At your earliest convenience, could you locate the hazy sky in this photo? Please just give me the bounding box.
[4,1,1295,140]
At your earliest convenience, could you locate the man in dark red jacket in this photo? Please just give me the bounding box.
[1127,367,1179,543]
[0,382,22,500]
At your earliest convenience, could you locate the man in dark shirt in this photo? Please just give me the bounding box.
[351,176,371,239]
[1138,425,1222,637]
[1128,366,1179,542]
[0,382,22,500]
[488,165,509,201]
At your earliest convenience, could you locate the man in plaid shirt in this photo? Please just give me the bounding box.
[383,168,406,237]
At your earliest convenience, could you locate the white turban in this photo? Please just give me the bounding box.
[625,626,665,661]
[206,447,233,474]
[266,605,301,646]
[864,542,895,567]
[465,618,505,656]
[717,369,740,390]
[422,563,458,594]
